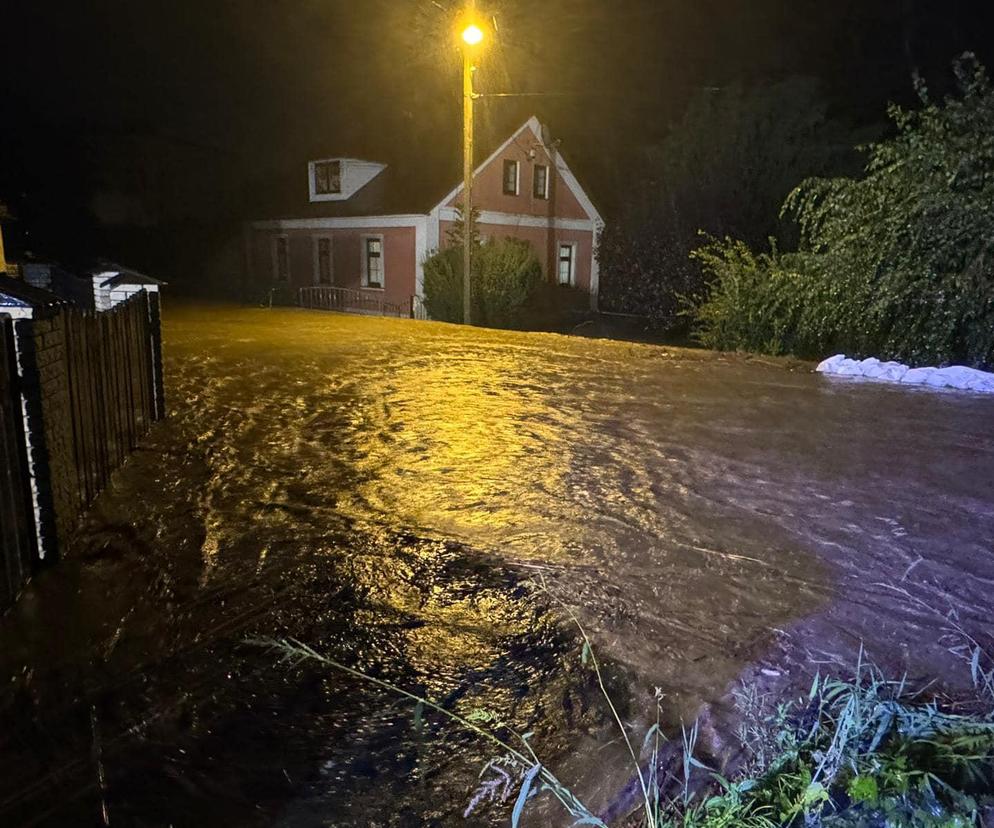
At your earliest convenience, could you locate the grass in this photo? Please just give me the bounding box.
[251,586,994,828]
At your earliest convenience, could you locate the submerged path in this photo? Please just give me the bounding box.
[1,306,992,826]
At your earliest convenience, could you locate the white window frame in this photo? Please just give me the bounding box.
[312,234,334,286]
[361,234,385,290]
[308,159,344,202]
[557,241,577,287]
[502,159,520,196]
[533,163,549,199]
[272,234,290,283]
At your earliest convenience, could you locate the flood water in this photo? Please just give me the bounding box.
[2,305,993,826]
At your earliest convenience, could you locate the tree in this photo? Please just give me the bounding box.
[598,77,863,329]
[693,54,994,368]
[444,203,481,250]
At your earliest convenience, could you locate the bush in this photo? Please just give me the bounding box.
[690,238,843,358]
[423,238,543,329]
[422,246,464,323]
[691,54,994,368]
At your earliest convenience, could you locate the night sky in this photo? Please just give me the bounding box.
[2,0,993,267]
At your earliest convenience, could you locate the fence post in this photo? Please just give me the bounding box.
[0,315,35,606]
[147,290,165,420]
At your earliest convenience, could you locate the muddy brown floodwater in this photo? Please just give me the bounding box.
[1,305,993,827]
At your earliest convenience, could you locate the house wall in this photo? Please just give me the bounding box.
[248,225,418,308]
[444,141,588,221]
[439,220,594,291]
[91,276,161,311]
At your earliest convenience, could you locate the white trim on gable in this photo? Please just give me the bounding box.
[553,149,604,227]
[437,206,593,232]
[254,215,426,231]
[415,217,429,298]
[590,223,602,310]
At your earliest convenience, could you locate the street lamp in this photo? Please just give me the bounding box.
[462,24,483,46]
[459,13,484,325]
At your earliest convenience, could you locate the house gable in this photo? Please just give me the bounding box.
[434,117,602,225]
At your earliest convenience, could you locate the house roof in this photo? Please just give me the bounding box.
[90,263,167,288]
[251,153,457,220]
[250,115,602,223]
[0,274,64,307]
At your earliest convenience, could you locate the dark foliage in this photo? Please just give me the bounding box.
[693,54,994,369]
[597,77,863,330]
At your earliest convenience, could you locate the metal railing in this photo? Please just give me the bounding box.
[298,286,419,319]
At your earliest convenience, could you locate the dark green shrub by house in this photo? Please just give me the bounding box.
[423,237,543,328]
[422,247,464,324]
[692,54,994,368]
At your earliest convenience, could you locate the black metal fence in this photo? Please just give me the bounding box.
[0,291,164,608]
[298,285,412,317]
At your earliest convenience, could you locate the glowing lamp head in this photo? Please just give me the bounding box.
[461,24,484,46]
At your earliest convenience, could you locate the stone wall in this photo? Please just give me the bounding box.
[5,294,164,568]
[13,311,78,561]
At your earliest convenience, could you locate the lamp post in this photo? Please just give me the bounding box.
[460,17,483,325]
[0,203,9,274]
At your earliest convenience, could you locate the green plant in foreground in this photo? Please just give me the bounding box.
[252,602,994,828]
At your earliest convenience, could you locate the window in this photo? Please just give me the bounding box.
[314,236,333,285]
[362,236,384,288]
[273,235,289,283]
[313,160,342,195]
[557,242,576,286]
[502,159,519,195]
[533,164,549,199]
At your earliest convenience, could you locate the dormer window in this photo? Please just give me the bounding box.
[308,158,386,202]
[502,159,519,195]
[313,160,341,195]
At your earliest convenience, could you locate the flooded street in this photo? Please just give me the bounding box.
[2,305,994,826]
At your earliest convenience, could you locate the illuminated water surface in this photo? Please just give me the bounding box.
[1,306,992,826]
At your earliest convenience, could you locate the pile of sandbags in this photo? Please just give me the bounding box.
[815,355,994,393]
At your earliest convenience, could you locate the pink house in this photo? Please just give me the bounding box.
[246,117,603,315]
